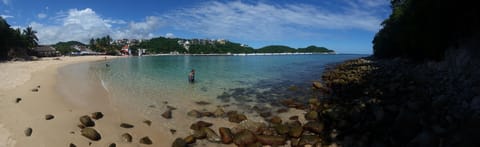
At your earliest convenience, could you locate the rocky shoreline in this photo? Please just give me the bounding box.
[169,56,480,146]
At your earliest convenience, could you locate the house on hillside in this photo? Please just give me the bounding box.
[33,46,60,57]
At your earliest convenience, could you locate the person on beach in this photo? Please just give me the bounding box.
[189,69,195,83]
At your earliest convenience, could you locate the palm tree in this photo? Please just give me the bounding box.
[22,26,38,49]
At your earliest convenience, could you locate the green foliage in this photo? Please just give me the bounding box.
[134,37,186,53]
[52,41,85,55]
[0,17,39,60]
[373,0,480,60]
[256,45,296,53]
[188,42,254,54]
[297,45,334,53]
[256,45,334,53]
[89,36,120,55]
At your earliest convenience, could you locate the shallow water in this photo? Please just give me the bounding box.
[90,54,365,114]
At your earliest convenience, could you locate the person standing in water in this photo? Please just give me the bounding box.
[189,69,195,83]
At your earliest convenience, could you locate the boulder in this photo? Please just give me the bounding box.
[269,116,282,124]
[303,121,324,134]
[196,121,213,128]
[298,135,322,146]
[172,138,187,147]
[143,120,152,126]
[120,123,134,128]
[109,143,116,147]
[289,125,303,138]
[161,110,172,119]
[24,127,32,136]
[219,127,234,144]
[45,114,54,120]
[91,112,104,120]
[139,136,153,145]
[184,135,196,144]
[79,115,95,127]
[203,127,221,142]
[256,135,286,145]
[15,98,22,103]
[187,110,202,118]
[195,101,211,105]
[81,128,101,141]
[121,133,132,142]
[193,129,206,139]
[274,124,289,135]
[259,111,272,118]
[229,113,247,123]
[233,130,256,146]
[213,107,225,117]
[305,111,318,120]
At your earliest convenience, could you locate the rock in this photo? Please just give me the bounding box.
[69,143,76,147]
[229,113,247,123]
[31,88,39,92]
[81,128,101,141]
[256,135,286,145]
[77,124,86,129]
[200,111,214,117]
[248,142,263,147]
[91,112,103,120]
[219,127,234,144]
[15,98,22,103]
[274,124,289,135]
[313,81,329,92]
[197,121,213,128]
[108,143,116,147]
[303,121,324,134]
[305,111,318,120]
[120,123,134,128]
[289,115,299,120]
[237,120,267,133]
[298,135,322,146]
[187,110,202,118]
[276,108,289,113]
[24,127,32,136]
[184,135,196,144]
[170,129,177,134]
[193,129,207,139]
[143,120,152,126]
[172,138,187,147]
[269,116,282,124]
[259,111,272,118]
[45,114,54,120]
[233,130,256,146]
[167,105,177,110]
[195,101,211,105]
[79,115,95,127]
[161,110,172,119]
[213,107,225,117]
[203,127,221,142]
[139,136,153,145]
[289,125,303,138]
[121,133,132,142]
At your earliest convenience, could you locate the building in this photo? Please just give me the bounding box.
[33,46,60,57]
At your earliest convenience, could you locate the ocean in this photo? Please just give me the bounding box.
[86,54,365,115]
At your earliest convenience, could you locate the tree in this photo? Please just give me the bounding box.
[22,26,38,49]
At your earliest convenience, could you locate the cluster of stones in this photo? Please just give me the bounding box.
[71,112,153,146]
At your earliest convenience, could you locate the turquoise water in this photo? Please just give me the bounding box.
[91,54,365,111]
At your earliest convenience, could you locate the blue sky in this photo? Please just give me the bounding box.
[1,0,391,54]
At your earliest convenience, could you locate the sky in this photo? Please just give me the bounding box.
[1,0,391,54]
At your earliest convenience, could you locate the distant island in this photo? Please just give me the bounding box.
[78,36,335,55]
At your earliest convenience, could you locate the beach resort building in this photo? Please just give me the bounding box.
[33,46,60,57]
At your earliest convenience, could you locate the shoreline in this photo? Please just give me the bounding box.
[0,55,311,146]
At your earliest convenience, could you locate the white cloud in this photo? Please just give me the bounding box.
[1,14,13,19]
[165,33,175,38]
[37,13,47,19]
[31,8,162,44]
[163,1,386,41]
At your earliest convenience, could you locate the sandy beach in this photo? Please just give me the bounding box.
[0,56,309,147]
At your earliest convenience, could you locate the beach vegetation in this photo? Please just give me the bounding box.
[373,0,480,61]
[0,17,39,60]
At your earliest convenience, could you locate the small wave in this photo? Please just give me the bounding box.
[100,79,109,93]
